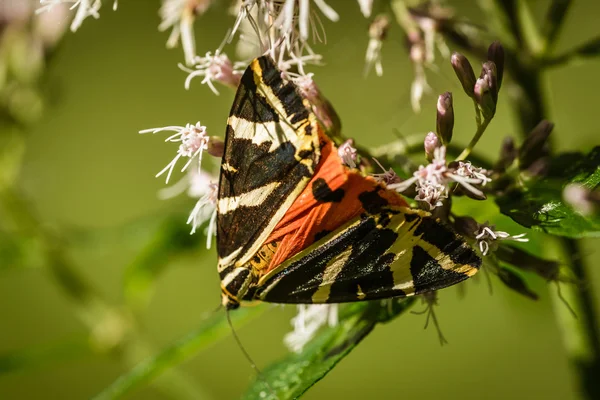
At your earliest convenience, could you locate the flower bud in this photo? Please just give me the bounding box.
[481,61,498,104]
[338,139,358,168]
[295,74,342,137]
[487,41,505,90]
[206,136,224,158]
[524,157,550,178]
[494,136,517,172]
[451,52,476,98]
[518,120,553,170]
[474,77,495,119]
[453,184,488,200]
[436,92,454,145]
[424,131,441,161]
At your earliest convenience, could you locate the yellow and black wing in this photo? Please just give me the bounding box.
[252,207,480,304]
[217,57,320,282]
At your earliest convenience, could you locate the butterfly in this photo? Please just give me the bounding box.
[216,56,480,310]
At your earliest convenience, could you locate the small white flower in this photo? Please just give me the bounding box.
[187,179,218,246]
[410,59,430,113]
[453,161,491,186]
[159,0,213,66]
[475,222,529,256]
[159,169,218,248]
[284,304,338,353]
[364,15,389,77]
[37,0,105,32]
[180,51,239,95]
[338,139,358,168]
[388,146,490,210]
[140,122,209,184]
[291,72,318,100]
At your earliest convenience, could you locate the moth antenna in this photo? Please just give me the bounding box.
[226,309,279,399]
[555,281,578,319]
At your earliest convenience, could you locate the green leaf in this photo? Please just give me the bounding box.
[242,299,415,400]
[496,147,600,238]
[93,304,267,400]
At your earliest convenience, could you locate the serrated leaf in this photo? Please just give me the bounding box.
[496,147,600,238]
[242,299,415,400]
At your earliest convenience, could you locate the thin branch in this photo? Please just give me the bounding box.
[544,36,600,68]
[456,118,492,161]
[540,0,573,56]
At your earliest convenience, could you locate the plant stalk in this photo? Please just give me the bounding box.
[505,34,600,400]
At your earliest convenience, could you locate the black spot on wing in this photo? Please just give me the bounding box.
[312,178,345,203]
[358,189,389,214]
[410,245,468,294]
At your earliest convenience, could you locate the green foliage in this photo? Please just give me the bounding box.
[93,305,267,400]
[496,147,600,238]
[242,299,415,400]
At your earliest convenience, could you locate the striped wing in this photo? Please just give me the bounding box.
[251,207,480,304]
[217,56,320,274]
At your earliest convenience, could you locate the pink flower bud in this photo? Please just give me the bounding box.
[451,52,476,98]
[424,132,441,161]
[436,92,454,145]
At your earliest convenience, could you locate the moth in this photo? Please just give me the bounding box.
[217,56,480,310]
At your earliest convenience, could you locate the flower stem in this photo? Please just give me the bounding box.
[441,5,600,398]
[455,117,491,161]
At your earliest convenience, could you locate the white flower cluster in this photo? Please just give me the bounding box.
[37,0,117,32]
[387,146,490,210]
[475,223,529,256]
[284,304,338,353]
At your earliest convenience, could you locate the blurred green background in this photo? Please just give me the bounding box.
[1,0,599,399]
